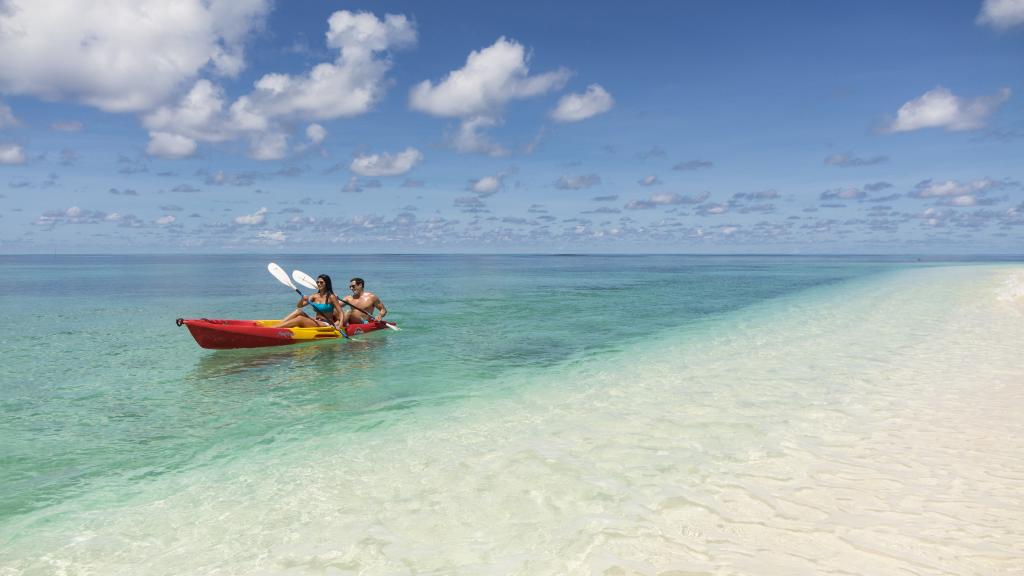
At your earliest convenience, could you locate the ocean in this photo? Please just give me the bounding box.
[1,255,1022,575]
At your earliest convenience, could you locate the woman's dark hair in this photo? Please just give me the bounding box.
[317,274,334,296]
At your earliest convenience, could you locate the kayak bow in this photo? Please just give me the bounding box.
[176,318,394,349]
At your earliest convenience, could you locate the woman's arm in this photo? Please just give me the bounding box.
[330,294,346,328]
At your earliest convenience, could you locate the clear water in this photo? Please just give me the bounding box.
[1,255,1021,574]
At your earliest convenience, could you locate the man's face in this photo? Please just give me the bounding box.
[349,281,363,297]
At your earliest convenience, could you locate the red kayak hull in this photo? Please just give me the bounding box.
[177,318,392,349]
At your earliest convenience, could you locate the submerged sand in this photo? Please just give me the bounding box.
[3,265,1023,575]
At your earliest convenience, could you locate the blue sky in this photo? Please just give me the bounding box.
[0,0,1022,254]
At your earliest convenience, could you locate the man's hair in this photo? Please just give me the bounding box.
[350,277,364,287]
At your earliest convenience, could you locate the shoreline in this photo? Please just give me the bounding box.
[2,265,1022,574]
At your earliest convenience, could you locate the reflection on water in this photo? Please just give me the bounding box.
[187,336,390,382]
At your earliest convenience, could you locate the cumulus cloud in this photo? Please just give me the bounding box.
[555,174,601,190]
[450,116,509,156]
[0,0,271,113]
[908,178,1006,198]
[257,230,286,243]
[234,207,267,225]
[306,123,327,144]
[35,206,107,227]
[409,37,570,154]
[0,143,26,165]
[908,178,1010,207]
[0,100,17,128]
[469,174,504,196]
[410,37,569,117]
[350,147,422,176]
[824,153,888,167]
[143,11,416,159]
[234,12,415,121]
[638,175,662,186]
[977,0,1024,29]
[551,84,613,122]
[155,215,177,226]
[147,132,198,159]
[883,87,1010,133]
[250,132,288,160]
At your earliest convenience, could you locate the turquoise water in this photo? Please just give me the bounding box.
[2,255,1022,574]
[0,255,884,517]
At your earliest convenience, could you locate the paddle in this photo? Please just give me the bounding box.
[268,262,348,338]
[292,269,401,331]
[268,262,303,297]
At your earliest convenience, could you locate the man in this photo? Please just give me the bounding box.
[342,277,388,324]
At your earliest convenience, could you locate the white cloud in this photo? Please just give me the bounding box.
[141,11,415,159]
[884,87,1011,133]
[0,143,26,165]
[639,175,661,186]
[146,132,198,158]
[0,0,271,113]
[239,12,415,122]
[909,178,1004,198]
[257,230,286,242]
[451,116,509,156]
[234,207,268,225]
[306,123,327,144]
[0,100,17,128]
[410,37,570,117]
[350,147,422,176]
[409,37,569,154]
[944,195,978,207]
[470,175,503,196]
[977,0,1024,29]
[551,84,613,123]
[250,132,288,160]
[144,80,234,144]
[155,215,177,225]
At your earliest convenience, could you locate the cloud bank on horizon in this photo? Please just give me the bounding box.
[0,0,1022,253]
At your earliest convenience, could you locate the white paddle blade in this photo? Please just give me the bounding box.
[292,269,318,291]
[267,262,297,290]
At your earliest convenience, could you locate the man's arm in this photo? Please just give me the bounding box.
[374,296,387,320]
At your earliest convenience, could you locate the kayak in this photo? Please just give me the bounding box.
[176,318,394,349]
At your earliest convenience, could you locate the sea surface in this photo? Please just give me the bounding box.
[0,254,1022,575]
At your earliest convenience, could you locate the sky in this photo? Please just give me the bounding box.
[0,0,1022,254]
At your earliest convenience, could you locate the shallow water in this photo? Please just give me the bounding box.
[1,256,1022,574]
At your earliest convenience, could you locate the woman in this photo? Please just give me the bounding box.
[274,274,346,330]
